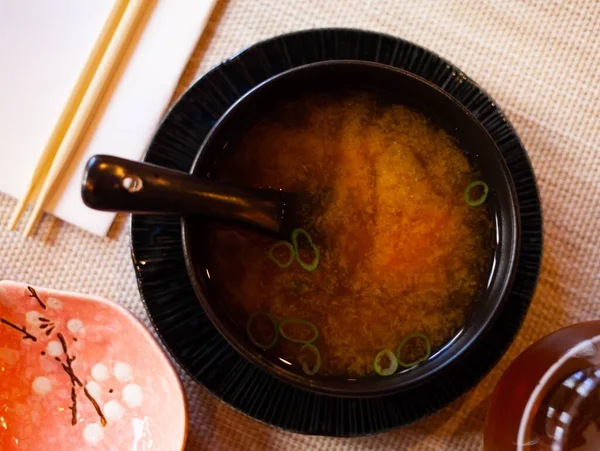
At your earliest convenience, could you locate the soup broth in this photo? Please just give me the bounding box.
[199,90,494,377]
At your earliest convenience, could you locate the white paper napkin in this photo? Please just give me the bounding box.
[0,0,216,236]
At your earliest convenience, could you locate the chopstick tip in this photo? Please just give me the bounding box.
[8,199,28,230]
[23,211,42,237]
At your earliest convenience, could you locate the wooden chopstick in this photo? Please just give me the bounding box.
[8,0,131,231]
[22,0,149,237]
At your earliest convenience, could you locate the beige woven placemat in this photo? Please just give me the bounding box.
[2,0,600,449]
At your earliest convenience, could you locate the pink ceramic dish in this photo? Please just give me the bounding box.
[0,281,188,450]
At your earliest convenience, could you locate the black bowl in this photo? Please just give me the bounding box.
[181,60,520,397]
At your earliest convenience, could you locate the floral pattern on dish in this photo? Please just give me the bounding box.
[0,281,187,450]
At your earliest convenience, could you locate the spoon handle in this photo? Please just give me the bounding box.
[81,154,285,233]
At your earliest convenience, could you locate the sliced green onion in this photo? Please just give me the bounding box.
[278,318,319,344]
[298,344,321,375]
[374,349,398,376]
[291,228,320,272]
[396,333,431,368]
[464,180,489,206]
[246,311,278,350]
[268,241,295,268]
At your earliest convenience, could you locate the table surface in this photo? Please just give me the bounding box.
[2,0,600,449]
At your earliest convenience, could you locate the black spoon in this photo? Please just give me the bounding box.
[81,154,317,239]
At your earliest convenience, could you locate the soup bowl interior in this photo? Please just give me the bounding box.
[183,61,520,397]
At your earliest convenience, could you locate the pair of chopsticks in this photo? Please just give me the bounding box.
[8,0,148,236]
